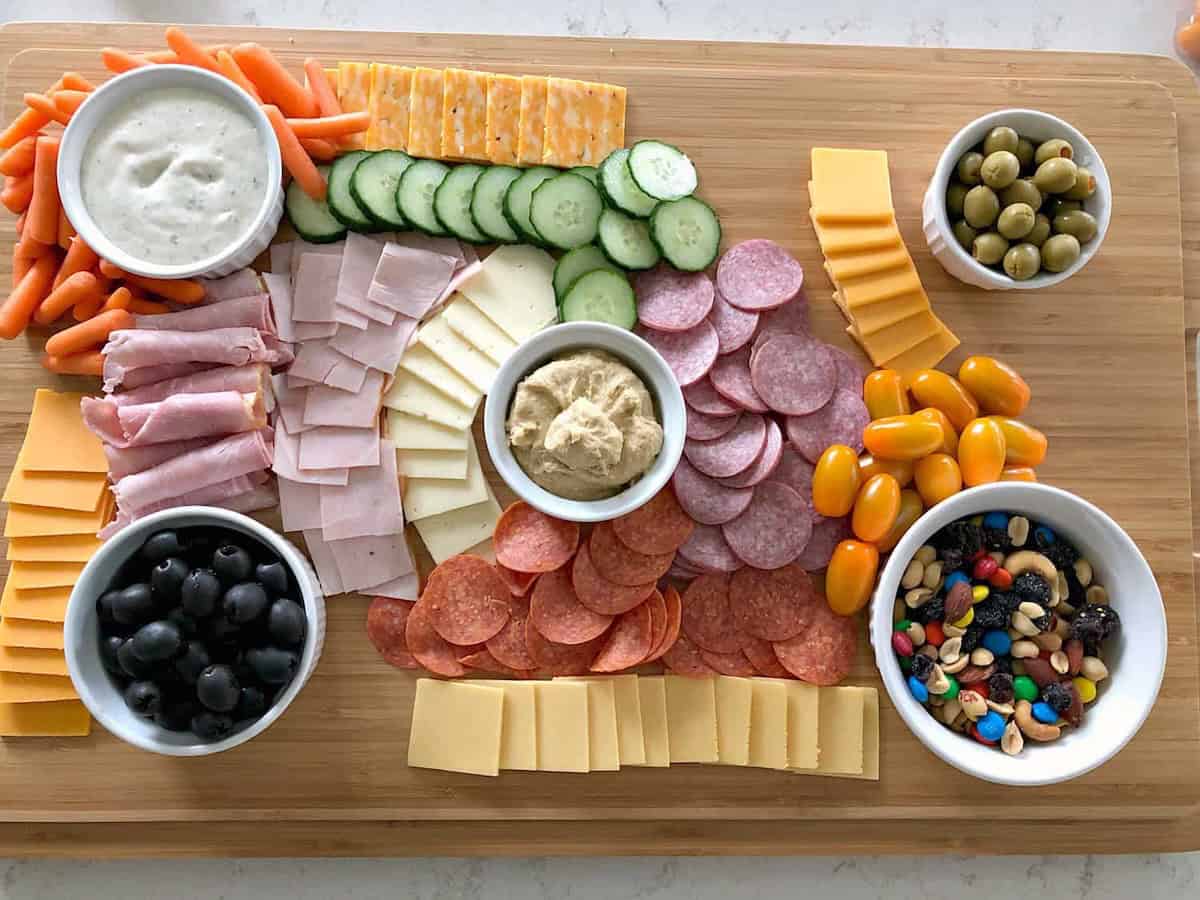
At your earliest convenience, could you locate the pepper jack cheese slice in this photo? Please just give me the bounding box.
[635,675,670,767]
[417,315,499,394]
[459,244,558,342]
[407,678,504,776]
[20,390,107,473]
[664,675,719,763]
[810,148,895,223]
[0,618,64,650]
[412,492,502,564]
[441,68,490,161]
[516,75,549,166]
[336,62,371,151]
[407,67,445,159]
[396,343,482,410]
[598,84,627,157]
[714,675,752,766]
[381,370,475,432]
[558,677,620,771]
[365,63,413,151]
[443,295,519,365]
[472,680,538,770]
[535,680,590,773]
[542,77,607,167]
[0,699,89,736]
[6,532,104,563]
[485,73,522,166]
[0,672,77,703]
[0,645,68,677]
[384,410,469,452]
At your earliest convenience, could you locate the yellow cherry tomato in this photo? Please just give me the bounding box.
[914,407,959,456]
[958,355,1031,417]
[826,539,880,616]
[913,452,963,507]
[851,473,901,543]
[858,453,914,488]
[813,444,861,517]
[862,415,944,461]
[989,416,1047,467]
[958,417,1007,486]
[877,488,924,552]
[863,369,911,420]
[909,369,980,431]
[1000,465,1038,482]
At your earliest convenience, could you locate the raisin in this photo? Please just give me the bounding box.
[940,548,964,572]
[973,599,1007,630]
[1013,572,1050,606]
[990,590,1020,614]
[1070,604,1120,655]
[982,525,1011,553]
[1041,681,1072,714]
[988,672,1014,703]
[959,624,983,653]
[917,596,945,625]
[992,655,1013,675]
[910,653,934,682]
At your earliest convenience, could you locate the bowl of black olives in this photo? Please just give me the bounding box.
[922,109,1111,290]
[64,507,325,755]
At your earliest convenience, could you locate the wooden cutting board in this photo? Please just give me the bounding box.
[0,22,1198,856]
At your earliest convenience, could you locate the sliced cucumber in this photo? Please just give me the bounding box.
[649,196,721,272]
[597,208,661,270]
[559,269,637,330]
[529,173,603,251]
[503,166,558,245]
[349,150,413,229]
[553,245,621,299]
[397,159,451,236]
[433,164,489,243]
[568,165,599,185]
[285,166,347,243]
[327,150,375,231]
[469,165,522,243]
[628,140,698,202]
[598,148,657,218]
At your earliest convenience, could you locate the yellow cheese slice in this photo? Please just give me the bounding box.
[597,83,627,160]
[441,68,490,162]
[606,673,645,766]
[880,319,961,383]
[3,457,108,512]
[407,67,444,159]
[19,390,107,473]
[365,63,413,151]
[336,62,371,151]
[851,309,943,367]
[840,262,924,309]
[0,672,77,703]
[747,678,789,769]
[4,495,112,538]
[636,675,670,767]
[834,287,930,336]
[810,215,903,256]
[815,686,865,776]
[841,687,880,781]
[558,677,620,771]
[541,77,607,167]
[0,617,64,650]
[0,581,69,622]
[785,681,820,770]
[485,73,522,165]
[0,645,68,676]
[407,678,504,776]
[412,493,501,564]
[0,699,89,736]
[7,561,85,590]
[714,675,752,765]
[534,680,590,772]
[810,148,895,223]
[6,532,103,563]
[664,675,718,763]
[472,680,538,770]
[516,75,549,166]
[823,244,912,284]
[384,410,469,452]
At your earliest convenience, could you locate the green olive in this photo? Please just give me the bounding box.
[1053,209,1098,243]
[1042,197,1081,218]
[1015,137,1036,172]
[1062,165,1097,201]
[956,151,984,186]
[946,182,968,218]
[1035,138,1074,166]
[997,202,1036,240]
[952,220,978,251]
[1041,233,1081,273]
[972,231,1010,266]
[983,126,1020,156]
[1033,157,1079,194]
[1000,178,1042,210]
[1026,213,1052,247]
[963,185,1000,228]
[1003,243,1042,281]
[980,151,1020,190]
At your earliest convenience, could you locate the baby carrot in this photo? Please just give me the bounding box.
[233,44,319,118]
[100,286,133,312]
[126,297,170,315]
[303,59,343,117]
[46,308,134,357]
[286,111,370,139]
[263,104,326,200]
[34,271,101,326]
[42,350,104,377]
[1,174,33,214]
[165,26,220,72]
[145,44,228,64]
[60,72,95,92]
[54,237,100,289]
[26,136,61,245]
[52,90,89,117]
[0,136,38,177]
[0,253,57,339]
[15,210,25,235]
[299,137,338,161]
[102,48,151,74]
[215,50,261,101]
[57,207,75,249]
[97,260,206,304]
[0,108,50,150]
[12,246,31,288]
[72,293,104,321]
[23,94,70,127]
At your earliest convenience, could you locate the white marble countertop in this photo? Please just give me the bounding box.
[2,0,1199,896]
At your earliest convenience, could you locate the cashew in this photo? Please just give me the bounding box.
[915,545,937,565]
[1011,611,1040,636]
[1015,699,1061,741]
[1073,558,1093,587]
[960,690,988,720]
[1086,584,1108,605]
[1081,656,1109,682]
[928,693,945,708]
[1001,720,1025,755]
[1007,515,1030,547]
[950,710,970,732]
[939,636,963,664]
[987,699,1015,716]
[942,654,970,675]
[904,587,933,609]
[943,623,967,638]
[921,561,944,590]
[1011,639,1039,659]
[1018,601,1046,620]
[906,621,926,647]
[1050,650,1069,674]
[970,647,995,666]
[927,664,951,695]
[1032,632,1062,652]
[1003,550,1057,582]
[901,559,924,589]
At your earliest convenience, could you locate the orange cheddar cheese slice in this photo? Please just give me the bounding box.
[441,68,490,161]
[365,64,414,151]
[485,73,523,165]
[883,320,961,382]
[337,62,372,150]
[4,493,112,538]
[542,77,607,167]
[0,672,76,703]
[7,561,85,590]
[824,244,912,284]
[0,618,65,650]
[323,68,340,93]
[517,75,549,166]
[20,390,106,474]
[3,454,108,512]
[0,581,70,622]
[810,149,895,224]
[850,309,943,367]
[837,290,931,336]
[407,67,445,159]
[598,84,627,159]
[6,532,104,563]
[839,262,925,309]
[0,700,89,736]
[0,645,67,677]
[810,215,904,256]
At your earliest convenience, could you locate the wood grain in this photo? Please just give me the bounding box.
[0,23,1198,855]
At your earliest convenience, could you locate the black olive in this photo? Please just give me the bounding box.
[100,635,125,676]
[235,685,268,721]
[223,582,269,624]
[190,710,235,741]
[123,680,162,717]
[166,607,199,638]
[245,647,299,685]
[129,620,183,663]
[141,530,184,564]
[196,664,240,712]
[173,641,211,685]
[150,557,190,604]
[255,560,289,595]
[111,582,156,626]
[212,544,254,584]
[154,698,198,732]
[97,589,121,625]
[267,598,306,647]
[180,568,221,617]
[116,637,154,678]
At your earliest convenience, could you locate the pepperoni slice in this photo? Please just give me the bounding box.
[459,646,529,676]
[612,487,696,555]
[717,239,804,311]
[591,602,654,672]
[709,290,759,354]
[530,566,614,645]
[571,542,656,614]
[680,572,742,653]
[722,481,813,570]
[642,589,668,661]
[635,265,715,332]
[709,345,768,412]
[785,388,870,463]
[717,418,783,489]
[645,585,682,662]
[671,456,754,526]
[366,597,418,669]
[767,445,815,500]
[497,563,540,597]
[493,501,580,574]
[405,601,468,677]
[751,335,836,416]
[676,522,742,573]
[700,648,758,676]
[794,515,852,571]
[729,562,818,641]
[486,599,537,670]
[687,409,741,441]
[525,616,609,675]
[635,320,719,387]
[588,521,675,587]
[684,413,766,479]
[661,631,716,677]
[772,603,857,685]
[684,377,741,416]
[423,555,511,645]
[740,632,792,678]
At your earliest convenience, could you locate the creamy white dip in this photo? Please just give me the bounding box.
[81,86,268,266]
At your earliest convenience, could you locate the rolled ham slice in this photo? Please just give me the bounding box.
[82,391,267,448]
[108,364,269,408]
[115,361,217,392]
[100,473,276,537]
[218,482,279,514]
[134,295,275,335]
[104,434,221,480]
[102,327,291,392]
[201,268,261,302]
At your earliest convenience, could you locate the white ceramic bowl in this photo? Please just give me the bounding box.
[483,322,686,523]
[870,482,1165,786]
[57,64,284,280]
[65,507,326,757]
[922,109,1111,291]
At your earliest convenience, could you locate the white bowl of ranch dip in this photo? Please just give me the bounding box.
[58,65,283,280]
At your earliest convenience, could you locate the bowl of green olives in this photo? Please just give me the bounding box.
[922,109,1111,290]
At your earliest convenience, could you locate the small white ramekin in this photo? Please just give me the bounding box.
[483,322,686,523]
[870,482,1165,786]
[922,109,1111,291]
[65,507,326,757]
[57,64,283,280]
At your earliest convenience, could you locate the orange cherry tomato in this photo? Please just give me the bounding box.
[909,369,979,431]
[989,416,1047,467]
[914,407,959,456]
[877,488,924,552]
[826,540,880,616]
[862,415,944,461]
[913,452,963,507]
[813,444,862,517]
[958,356,1031,417]
[958,417,1007,486]
[863,369,911,420]
[1000,465,1038,482]
[851,473,901,543]
[858,453,914,488]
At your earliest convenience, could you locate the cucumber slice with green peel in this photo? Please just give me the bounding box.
[349,150,413,229]
[553,245,621,299]
[327,150,375,231]
[568,165,599,185]
[397,159,451,236]
[649,196,721,272]
[503,166,558,245]
[529,173,603,250]
[598,148,657,218]
[628,140,698,201]
[470,165,522,243]
[433,164,489,243]
[285,166,347,243]
[559,269,637,330]
[597,208,661,270]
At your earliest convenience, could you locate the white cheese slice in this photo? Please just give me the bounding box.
[784,680,820,771]
[384,409,469,451]
[413,493,502,563]
[459,244,558,342]
[417,315,499,394]
[396,448,469,480]
[382,370,476,432]
[402,435,489,521]
[443,294,519,364]
[397,343,482,409]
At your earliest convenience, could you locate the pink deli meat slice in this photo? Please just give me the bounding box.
[716,239,804,311]
[708,345,768,413]
[216,482,278,515]
[634,265,715,332]
[686,409,740,441]
[337,233,398,326]
[298,425,381,470]
[271,376,313,437]
[108,364,269,407]
[328,531,415,593]
[785,387,871,463]
[318,439,405,540]
[101,327,289,392]
[113,361,216,392]
[683,377,741,417]
[392,233,466,266]
[99,472,273,536]
[262,272,297,344]
[201,268,261,302]
[721,481,814,570]
[134,294,275,335]
[793,514,852,571]
[716,417,783,488]
[366,243,458,317]
[104,435,221,480]
[287,339,349,384]
[635,320,718,387]
[324,356,369,393]
[684,413,766,479]
[672,456,754,525]
[708,290,759,354]
[292,252,342,323]
[278,475,324,532]
[362,571,420,602]
[676,522,743,573]
[302,370,385,428]
[303,528,346,595]
[82,390,267,448]
[329,314,419,373]
[750,334,837,416]
[272,425,349,485]
[270,241,295,276]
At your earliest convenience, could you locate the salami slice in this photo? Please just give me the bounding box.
[671,456,754,526]
[717,418,783,489]
[459,647,529,676]
[530,566,614,644]
[635,265,715,332]
[717,239,804,311]
[423,555,511,645]
[700,648,758,676]
[525,617,610,676]
[767,445,815,500]
[751,321,818,372]
[571,542,657,614]
[486,600,538,670]
[493,501,580,574]
[683,377,741,417]
[756,289,811,341]
[588,521,675,586]
[729,562,818,641]
[366,597,418,669]
[772,603,857,685]
[722,481,814,570]
[666,563,702,581]
[662,631,716,677]
[676,522,743,573]
[680,572,742,653]
[794,515,851,571]
[785,388,870,463]
[497,563,540,598]
[708,290,759,354]
[405,601,468,677]
[684,413,766,479]
[827,345,866,396]
[687,409,741,441]
[740,632,792,678]
[612,487,695,555]
[590,602,654,672]
[642,589,669,662]
[709,345,768,413]
[751,335,836,416]
[635,320,719,387]
[646,585,683,662]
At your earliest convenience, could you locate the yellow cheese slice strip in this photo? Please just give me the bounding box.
[664,674,718,763]
[810,215,903,256]
[541,77,606,167]
[6,532,104,563]
[810,148,895,223]
[365,63,413,151]
[841,289,932,337]
[381,370,476,432]
[0,699,89,736]
[879,319,962,382]
[714,675,752,765]
[534,680,590,773]
[0,672,77,703]
[606,673,645,766]
[336,62,371,151]
[4,495,112,538]
[396,343,483,410]
[471,680,538,770]
[850,309,943,367]
[3,456,108,512]
[747,678,789,769]
[7,560,85,590]
[841,687,880,781]
[557,676,620,771]
[407,67,444,159]
[0,581,70,622]
[636,675,670,767]
[815,686,865,776]
[785,681,819,770]
[0,617,64,650]
[441,68,490,162]
[0,645,68,676]
[19,389,107,473]
[485,73,522,166]
[516,75,548,166]
[823,244,912,284]
[597,83,627,160]
[407,678,503,776]
[384,409,469,451]
[840,262,924,309]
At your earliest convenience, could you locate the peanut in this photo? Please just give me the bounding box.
[1007,515,1030,547]
[943,623,967,638]
[1007,627,1023,641]
[1065,638,1084,675]
[1032,632,1062,652]
[942,654,970,675]
[1086,584,1108,605]
[1073,558,1093,587]
[988,551,1005,565]
[1018,601,1046,620]
[1053,615,1072,639]
[905,621,926,647]
[1058,599,1077,617]
[905,587,933,609]
[927,665,951,695]
[1053,571,1068,608]
[960,690,987,720]
[987,699,1015,717]
[922,561,944,591]
[1080,656,1109,682]
[939,636,963,664]
[915,545,937,565]
[938,697,962,725]
[1015,699,1061,741]
[1050,650,1070,674]
[1001,720,1025,755]
[901,559,924,589]
[918,644,939,660]
[1011,639,1039,659]
[970,647,995,666]
[1011,610,1039,636]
